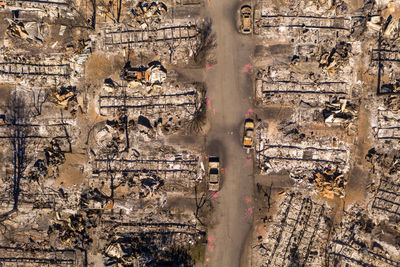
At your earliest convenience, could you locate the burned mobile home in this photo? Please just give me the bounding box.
[0,0,214,265]
[249,0,400,266]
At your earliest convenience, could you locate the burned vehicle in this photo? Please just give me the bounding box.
[208,156,220,191]
[243,118,254,151]
[238,4,253,34]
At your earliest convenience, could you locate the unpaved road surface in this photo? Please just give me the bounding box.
[204,0,255,266]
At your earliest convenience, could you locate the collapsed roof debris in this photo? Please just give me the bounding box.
[255,122,351,177]
[323,98,358,126]
[251,0,400,265]
[310,167,347,199]
[131,1,168,28]
[121,61,167,86]
[0,0,214,264]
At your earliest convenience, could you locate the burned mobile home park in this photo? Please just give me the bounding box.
[1,0,400,267]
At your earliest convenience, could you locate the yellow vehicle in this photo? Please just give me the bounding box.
[243,118,254,150]
[238,4,253,34]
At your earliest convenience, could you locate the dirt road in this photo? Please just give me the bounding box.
[204,1,255,266]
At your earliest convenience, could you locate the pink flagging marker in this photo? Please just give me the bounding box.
[242,63,252,72]
[206,62,213,70]
[244,207,253,219]
[207,236,216,252]
[245,196,251,204]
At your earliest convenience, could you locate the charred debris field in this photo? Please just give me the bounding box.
[1,0,400,267]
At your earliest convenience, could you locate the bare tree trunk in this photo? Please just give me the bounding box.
[91,0,97,30]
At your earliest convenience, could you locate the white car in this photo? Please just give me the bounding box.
[208,156,220,191]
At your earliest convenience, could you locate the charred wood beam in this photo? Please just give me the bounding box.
[262,156,345,165]
[93,169,197,174]
[11,0,68,5]
[374,196,400,207]
[301,206,324,267]
[0,62,69,67]
[372,204,400,216]
[0,71,69,77]
[262,90,347,95]
[107,25,198,34]
[377,35,383,95]
[94,158,197,164]
[106,36,199,45]
[260,15,351,20]
[1,123,71,127]
[371,58,400,62]
[115,230,206,237]
[260,81,347,85]
[100,102,196,109]
[262,25,349,31]
[0,135,70,139]
[0,246,75,253]
[259,144,347,152]
[102,221,199,228]
[331,239,400,266]
[328,252,375,267]
[281,198,310,264]
[99,91,197,100]
[266,194,294,266]
[0,257,74,264]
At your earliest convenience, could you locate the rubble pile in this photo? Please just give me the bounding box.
[254,65,359,130]
[255,123,351,178]
[101,214,205,266]
[255,66,354,107]
[322,97,358,126]
[89,145,203,196]
[0,53,72,85]
[365,147,400,220]
[253,192,331,267]
[251,0,400,266]
[0,0,211,265]
[98,63,205,136]
[318,41,352,76]
[310,167,347,199]
[326,205,400,266]
[131,1,168,28]
[121,61,167,86]
[48,213,93,247]
[371,109,400,148]
[45,139,66,166]
[102,21,211,64]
